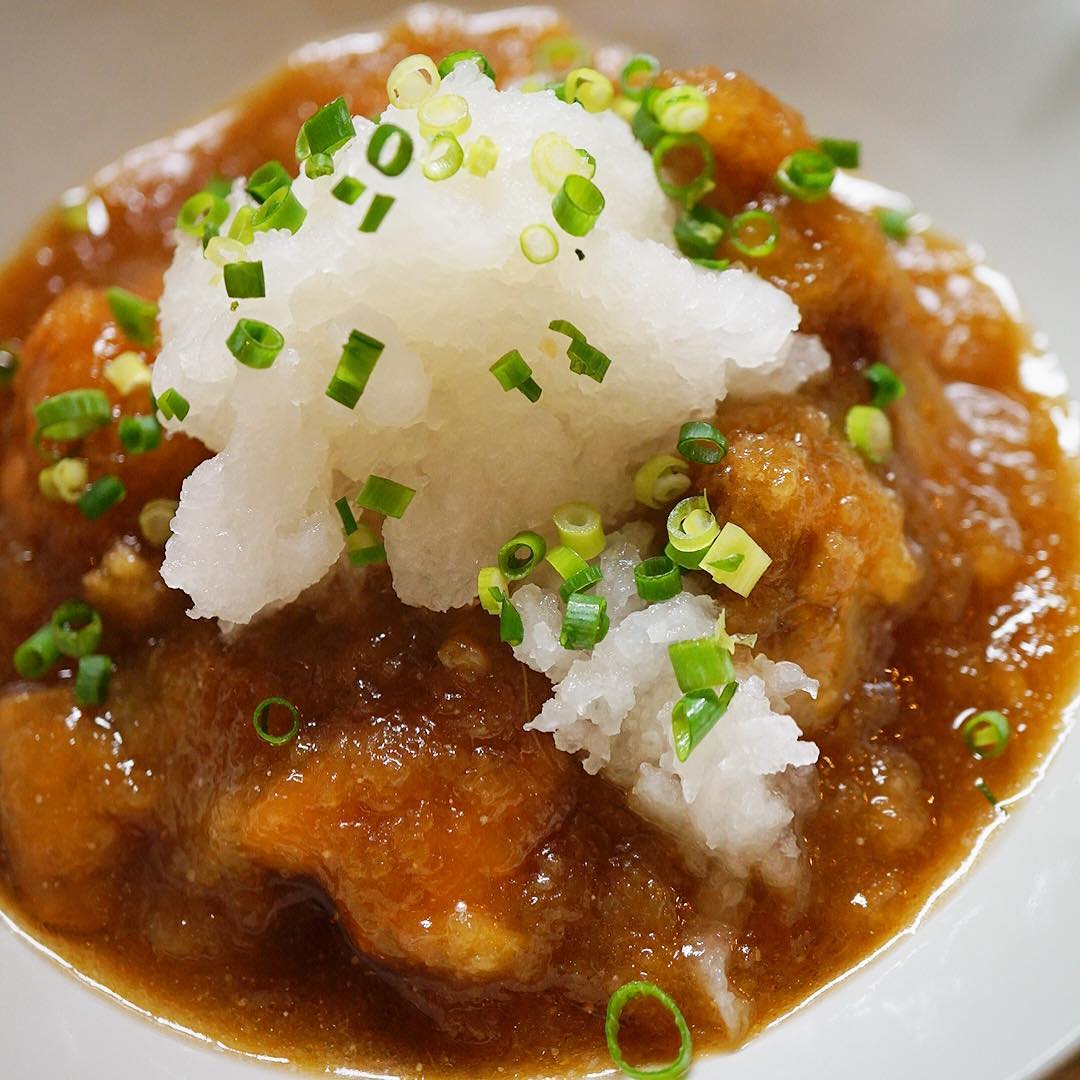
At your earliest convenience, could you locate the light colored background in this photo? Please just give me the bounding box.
[2,2,1080,1078]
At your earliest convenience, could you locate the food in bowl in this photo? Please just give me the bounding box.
[0,5,1076,1077]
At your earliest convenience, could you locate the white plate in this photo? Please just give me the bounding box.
[2,2,1079,1078]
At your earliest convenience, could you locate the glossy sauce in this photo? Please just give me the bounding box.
[0,9,1077,1077]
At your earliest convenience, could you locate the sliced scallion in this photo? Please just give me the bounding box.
[118,414,162,454]
[674,208,726,258]
[417,95,471,141]
[104,351,151,396]
[531,132,595,194]
[672,683,737,761]
[520,223,559,265]
[251,186,307,234]
[668,636,735,694]
[78,475,126,520]
[332,176,366,205]
[560,591,609,650]
[864,362,906,409]
[677,420,728,464]
[326,330,385,409]
[356,474,415,519]
[252,696,301,746]
[498,530,547,581]
[245,161,291,204]
[38,457,87,503]
[552,174,605,236]
[845,404,892,463]
[106,287,158,346]
[633,453,691,509]
[297,97,355,160]
[875,206,912,241]
[490,349,542,402]
[177,192,229,239]
[156,387,190,421]
[13,625,60,679]
[74,654,112,707]
[564,67,614,112]
[304,152,334,179]
[775,148,836,202]
[729,209,779,259]
[667,494,720,552]
[346,524,386,567]
[33,389,111,443]
[634,555,683,603]
[387,54,441,109]
[465,135,499,177]
[619,54,660,102]
[437,49,495,81]
[421,132,464,181]
[652,132,714,205]
[226,318,284,369]
[553,501,605,560]
[653,84,709,133]
[139,498,177,546]
[50,601,103,659]
[477,566,509,615]
[359,193,395,233]
[559,565,603,603]
[223,260,266,299]
[818,137,861,169]
[605,981,693,1080]
[499,594,524,646]
[962,710,1010,760]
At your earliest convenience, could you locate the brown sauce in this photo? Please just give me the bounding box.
[0,8,1077,1077]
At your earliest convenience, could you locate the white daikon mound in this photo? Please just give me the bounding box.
[155,63,826,623]
[513,525,820,880]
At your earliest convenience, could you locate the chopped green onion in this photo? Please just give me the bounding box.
[605,982,692,1080]
[667,494,720,552]
[156,387,190,421]
[346,523,386,567]
[326,330,385,409]
[297,97,355,160]
[465,135,499,177]
[118,414,162,454]
[875,206,912,241]
[304,152,334,179]
[356,474,415,519]
[546,544,589,581]
[228,207,255,244]
[477,566,509,615]
[204,236,248,270]
[665,541,707,569]
[534,36,590,74]
[499,594,524,646]
[775,148,836,202]
[631,95,664,151]
[693,257,731,271]
[677,420,728,464]
[13,625,60,679]
[552,174,605,236]
[359,193,395,233]
[619,54,660,102]
[332,176,366,205]
[653,84,709,133]
[553,501,605,560]
[75,654,112,707]
[252,696,301,746]
[864,362,906,409]
[421,132,464,181]
[34,389,111,442]
[633,453,691,509]
[0,341,19,388]
[104,351,152,396]
[139,498,177,546]
[701,522,772,596]
[530,132,595,193]
[560,591,609,650]
[78,475,126,520]
[251,186,307,234]
[38,457,88,503]
[674,209,726,258]
[387,54,442,108]
[498,530,547,581]
[223,260,266,299]
[49,601,103,659]
[246,161,291,204]
[559,565,603,603]
[437,49,495,81]
[845,404,892,463]
[962,710,1010,760]
[417,95,471,140]
[226,318,284,369]
[335,495,358,536]
[729,209,778,259]
[548,319,585,343]
[652,132,714,205]
[668,636,735,694]
[520,223,559,265]
[564,67,614,112]
[818,137,861,169]
[567,337,612,383]
[176,192,229,239]
[106,287,158,346]
[490,349,542,402]
[634,556,683,603]
[975,779,1001,808]
[672,684,737,761]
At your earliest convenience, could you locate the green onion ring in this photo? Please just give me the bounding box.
[962,710,1010,760]
[74,654,112,707]
[605,981,693,1080]
[498,530,547,581]
[677,420,728,464]
[252,696,301,746]
[634,556,683,603]
[33,389,111,443]
[651,132,714,205]
[672,684,737,762]
[728,209,778,259]
[552,174,605,237]
[50,601,103,659]
[250,186,307,234]
[620,54,660,102]
[13,625,60,679]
